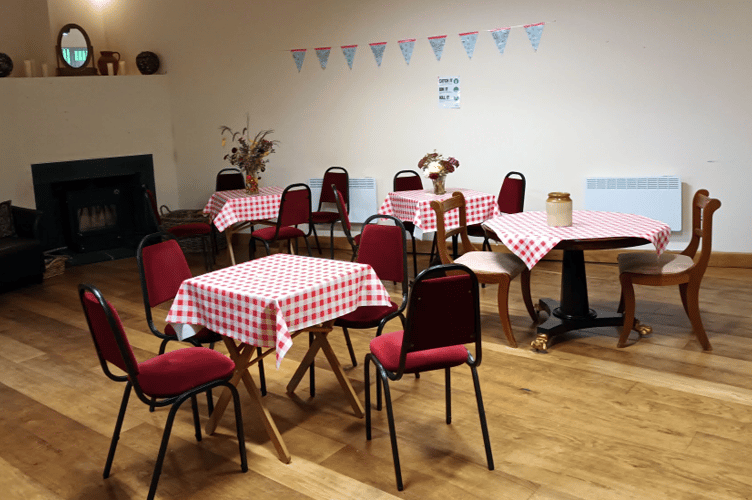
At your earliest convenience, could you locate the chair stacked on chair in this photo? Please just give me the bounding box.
[365,263,494,491]
[78,283,247,500]
[310,166,349,255]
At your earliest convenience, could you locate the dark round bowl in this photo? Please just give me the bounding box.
[136,51,160,75]
[0,53,13,77]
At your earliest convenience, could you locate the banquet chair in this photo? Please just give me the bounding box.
[616,189,721,349]
[332,185,361,260]
[364,264,493,491]
[311,166,349,255]
[78,283,247,500]
[137,232,267,404]
[393,169,423,277]
[431,192,537,347]
[467,171,526,251]
[249,182,312,259]
[144,188,215,272]
[215,167,245,191]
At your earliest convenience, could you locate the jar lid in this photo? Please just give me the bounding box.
[547,192,570,198]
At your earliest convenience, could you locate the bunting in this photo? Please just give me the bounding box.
[341,45,357,69]
[489,28,511,55]
[398,38,416,65]
[459,31,478,59]
[315,47,331,69]
[428,35,447,61]
[291,49,306,72]
[369,42,387,67]
[524,22,545,51]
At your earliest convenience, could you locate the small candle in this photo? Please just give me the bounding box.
[41,63,49,77]
[24,60,32,77]
[118,60,126,75]
[107,62,114,76]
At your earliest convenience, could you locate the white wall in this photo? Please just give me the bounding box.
[1,0,750,252]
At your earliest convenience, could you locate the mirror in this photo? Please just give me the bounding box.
[56,24,98,76]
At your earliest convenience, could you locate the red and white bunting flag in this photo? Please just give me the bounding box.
[369,42,387,67]
[291,49,306,72]
[428,35,447,61]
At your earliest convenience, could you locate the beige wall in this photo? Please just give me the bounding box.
[1,0,750,252]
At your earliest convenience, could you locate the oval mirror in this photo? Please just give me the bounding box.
[56,24,97,75]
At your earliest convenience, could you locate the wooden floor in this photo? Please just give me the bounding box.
[1,245,751,500]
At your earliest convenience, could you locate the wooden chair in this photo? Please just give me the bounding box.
[467,171,526,251]
[78,283,247,500]
[331,185,361,260]
[311,166,349,255]
[393,169,423,277]
[616,189,721,349]
[249,183,312,259]
[430,192,537,347]
[215,167,245,191]
[364,264,493,491]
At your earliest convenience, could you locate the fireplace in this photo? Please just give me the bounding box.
[31,155,156,264]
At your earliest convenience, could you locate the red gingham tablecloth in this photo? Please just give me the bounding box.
[378,188,500,232]
[165,254,392,367]
[204,186,284,232]
[483,210,672,269]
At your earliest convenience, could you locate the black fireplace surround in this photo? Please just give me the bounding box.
[31,155,156,264]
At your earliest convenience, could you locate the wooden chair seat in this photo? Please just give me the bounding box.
[455,251,527,277]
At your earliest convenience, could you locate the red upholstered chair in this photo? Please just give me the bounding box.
[215,167,245,191]
[144,188,215,271]
[364,264,493,491]
[617,189,721,349]
[332,185,361,261]
[249,183,312,259]
[137,232,267,404]
[467,171,526,251]
[78,283,247,500]
[310,166,349,255]
[393,169,423,277]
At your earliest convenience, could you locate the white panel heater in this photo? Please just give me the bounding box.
[584,176,682,231]
[309,177,378,223]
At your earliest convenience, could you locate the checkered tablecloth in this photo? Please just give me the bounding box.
[483,210,672,269]
[166,253,392,366]
[204,186,284,232]
[378,188,500,232]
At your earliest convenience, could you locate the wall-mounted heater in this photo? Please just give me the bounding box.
[309,177,378,223]
[584,176,681,231]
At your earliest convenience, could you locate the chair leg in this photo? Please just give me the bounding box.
[309,332,315,397]
[158,338,170,355]
[409,232,418,279]
[226,382,249,472]
[445,367,451,424]
[365,354,374,440]
[618,274,636,348]
[302,236,312,257]
[104,382,132,479]
[191,394,202,442]
[520,268,538,322]
[495,276,518,348]
[469,361,494,471]
[257,347,267,396]
[343,327,358,367]
[381,371,404,491]
[147,398,185,500]
[682,281,712,350]
[311,224,322,254]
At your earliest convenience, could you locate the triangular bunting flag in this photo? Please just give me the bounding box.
[490,28,511,55]
[524,22,545,51]
[291,49,306,72]
[369,42,387,67]
[459,31,478,59]
[341,45,357,69]
[428,35,447,61]
[315,47,331,69]
[398,39,416,65]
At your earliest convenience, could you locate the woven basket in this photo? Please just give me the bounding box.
[43,255,70,280]
[159,206,226,254]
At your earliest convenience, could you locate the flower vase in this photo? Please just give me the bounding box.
[245,174,259,195]
[432,175,447,195]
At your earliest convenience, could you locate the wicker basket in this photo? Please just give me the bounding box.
[43,255,70,279]
[159,206,226,254]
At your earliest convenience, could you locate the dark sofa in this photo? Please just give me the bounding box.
[0,205,44,291]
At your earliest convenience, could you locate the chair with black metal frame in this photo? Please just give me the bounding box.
[144,187,215,272]
[310,166,349,256]
[215,167,246,191]
[364,263,493,491]
[78,283,248,500]
[616,189,721,349]
[431,192,538,348]
[393,169,423,277]
[467,171,526,251]
[137,231,267,406]
[332,185,361,261]
[249,182,313,259]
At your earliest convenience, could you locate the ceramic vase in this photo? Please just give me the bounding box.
[546,192,573,227]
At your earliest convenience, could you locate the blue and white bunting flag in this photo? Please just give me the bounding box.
[315,47,331,69]
[341,45,357,69]
[369,42,387,67]
[524,22,545,52]
[490,28,511,55]
[428,35,447,61]
[291,49,306,72]
[398,39,416,65]
[459,31,478,59]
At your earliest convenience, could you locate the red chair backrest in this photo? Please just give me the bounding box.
[141,238,193,307]
[394,170,423,191]
[497,172,526,214]
[357,222,404,283]
[320,167,348,206]
[333,187,351,232]
[279,184,312,227]
[216,168,245,191]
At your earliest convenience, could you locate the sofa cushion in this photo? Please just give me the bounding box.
[0,200,14,238]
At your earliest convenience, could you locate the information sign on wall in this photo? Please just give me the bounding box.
[438,76,460,109]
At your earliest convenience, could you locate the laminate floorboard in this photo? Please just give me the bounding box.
[0,247,750,499]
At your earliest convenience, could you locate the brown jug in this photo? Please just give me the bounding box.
[97,51,121,75]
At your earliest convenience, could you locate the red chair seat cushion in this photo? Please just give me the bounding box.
[336,301,399,328]
[370,331,469,373]
[311,211,340,224]
[164,324,223,343]
[353,233,362,246]
[137,347,235,397]
[167,223,212,237]
[252,225,306,241]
